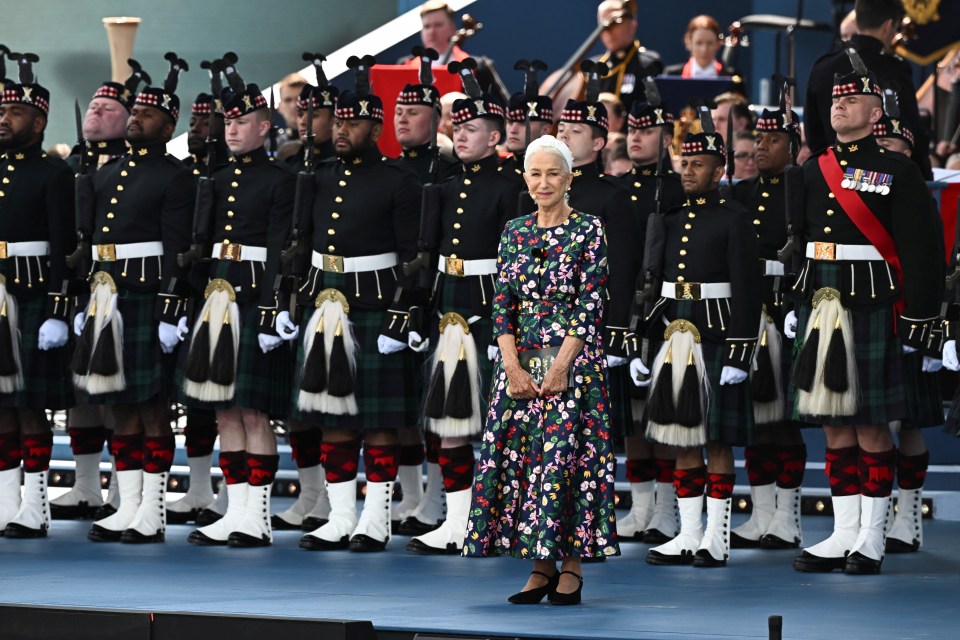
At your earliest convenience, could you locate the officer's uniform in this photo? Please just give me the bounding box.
[0,62,75,538]
[791,69,942,575]
[500,92,554,189]
[284,83,338,169]
[293,70,422,553]
[398,142,459,184]
[593,40,662,115]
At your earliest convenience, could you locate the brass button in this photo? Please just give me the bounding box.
[339,180,347,187]
[227,211,234,218]
[679,249,687,256]
[228,195,235,202]
[762,191,769,198]
[758,205,765,212]
[450,253,458,259]
[344,169,352,176]
[335,196,343,203]
[328,229,336,235]
[452,238,460,245]
[459,192,467,199]
[456,207,464,214]
[824,226,832,234]
[110,197,118,204]
[231,181,239,187]
[327,245,335,252]
[102,226,110,233]
[828,192,835,199]
[464,178,472,185]
[222,239,230,244]
[128,161,136,167]
[678,263,685,269]
[826,209,834,216]
[634,181,641,188]
[453,222,461,229]
[235,168,242,175]
[840,160,848,166]
[677,276,685,282]
[688,212,696,219]
[631,195,637,201]
[225,224,233,231]
[331,212,340,219]
[684,223,692,230]
[1,178,8,184]
[116,185,124,192]
[681,236,689,243]
[120,170,128,177]
[754,219,761,225]
[107,213,114,219]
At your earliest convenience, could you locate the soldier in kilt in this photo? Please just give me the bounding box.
[788,62,942,575]
[728,107,810,551]
[180,73,296,548]
[0,54,75,538]
[404,61,521,554]
[872,114,946,555]
[500,82,553,184]
[641,126,761,568]
[292,56,422,553]
[76,56,195,544]
[54,65,149,522]
[615,99,686,544]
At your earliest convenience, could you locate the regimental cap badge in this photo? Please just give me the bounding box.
[474,99,486,115]
[358,100,370,116]
[705,135,716,151]
[655,108,664,124]
[586,105,597,121]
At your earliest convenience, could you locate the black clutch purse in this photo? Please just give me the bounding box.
[517,346,575,386]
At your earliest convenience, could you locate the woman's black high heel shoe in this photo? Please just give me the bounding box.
[548,571,583,606]
[507,570,559,604]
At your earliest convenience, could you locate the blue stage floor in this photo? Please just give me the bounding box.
[2,506,958,640]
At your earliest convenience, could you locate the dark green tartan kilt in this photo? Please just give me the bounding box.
[83,289,175,405]
[289,281,420,431]
[0,292,74,410]
[175,302,293,419]
[789,262,906,426]
[608,365,636,437]
[643,301,756,446]
[900,350,944,429]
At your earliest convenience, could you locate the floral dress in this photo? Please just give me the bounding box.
[463,211,620,560]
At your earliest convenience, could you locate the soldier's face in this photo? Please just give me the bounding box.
[84,98,129,141]
[187,113,211,156]
[680,155,723,195]
[127,105,175,144]
[298,107,333,144]
[626,126,666,165]
[224,113,270,155]
[279,84,301,128]
[453,119,500,163]
[599,13,637,52]
[394,104,434,148]
[557,122,604,165]
[524,150,572,209]
[333,118,380,158]
[877,136,911,157]
[0,104,44,150]
[755,131,791,174]
[505,120,552,153]
[830,95,882,138]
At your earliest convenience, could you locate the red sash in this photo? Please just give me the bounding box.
[818,149,904,317]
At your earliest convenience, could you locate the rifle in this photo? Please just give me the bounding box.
[774,74,804,272]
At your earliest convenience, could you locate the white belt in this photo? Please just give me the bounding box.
[805,242,882,262]
[0,241,50,258]
[311,251,397,273]
[92,241,163,262]
[437,255,497,277]
[763,259,785,276]
[660,281,732,300]
[211,243,267,262]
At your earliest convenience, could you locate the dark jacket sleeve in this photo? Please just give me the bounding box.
[724,211,762,370]
[603,186,642,355]
[44,162,76,320]
[379,169,423,341]
[259,169,296,316]
[156,168,196,324]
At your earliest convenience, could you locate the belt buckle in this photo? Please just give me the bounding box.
[322,254,344,273]
[96,244,117,262]
[0,242,7,260]
[220,243,242,261]
[813,241,836,261]
[675,281,701,301]
[445,257,464,277]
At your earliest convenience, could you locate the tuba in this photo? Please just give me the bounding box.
[102,16,141,83]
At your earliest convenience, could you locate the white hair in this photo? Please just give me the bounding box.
[524,135,574,173]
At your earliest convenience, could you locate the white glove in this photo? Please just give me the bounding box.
[784,310,797,339]
[944,340,959,371]
[378,334,407,355]
[487,345,499,361]
[176,316,190,341]
[922,356,943,373]
[276,311,299,341]
[37,318,69,351]
[408,330,430,353]
[258,332,283,353]
[902,345,918,354]
[158,322,179,354]
[606,355,627,367]
[720,366,748,385]
[73,312,85,336]
[629,358,650,387]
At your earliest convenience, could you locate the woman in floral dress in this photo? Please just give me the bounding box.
[463,136,619,606]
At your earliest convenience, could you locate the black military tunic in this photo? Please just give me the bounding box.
[614,161,685,250]
[804,34,931,179]
[398,143,460,185]
[593,41,662,116]
[65,138,128,173]
[284,139,336,169]
[0,143,75,409]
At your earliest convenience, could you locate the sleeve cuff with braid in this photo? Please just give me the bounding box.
[380,306,410,342]
[604,325,638,358]
[155,292,188,325]
[898,316,940,352]
[45,291,73,321]
[723,337,758,372]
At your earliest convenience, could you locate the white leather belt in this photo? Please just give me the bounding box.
[437,255,497,277]
[311,251,397,273]
[763,259,785,276]
[805,242,882,262]
[660,281,732,300]
[92,241,163,262]
[0,241,50,258]
[211,243,267,262]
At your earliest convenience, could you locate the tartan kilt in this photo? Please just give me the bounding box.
[643,301,756,446]
[608,365,636,437]
[290,283,420,431]
[176,301,293,419]
[789,262,906,426]
[0,292,74,410]
[83,289,175,405]
[900,350,944,429]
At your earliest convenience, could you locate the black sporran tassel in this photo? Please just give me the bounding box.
[751,329,777,402]
[647,345,675,424]
[792,315,820,392]
[444,344,472,419]
[299,321,327,393]
[209,309,235,386]
[675,351,702,427]
[71,300,96,376]
[184,307,211,383]
[327,320,354,397]
[822,315,848,393]
[0,301,18,376]
[425,355,446,419]
[88,317,119,376]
